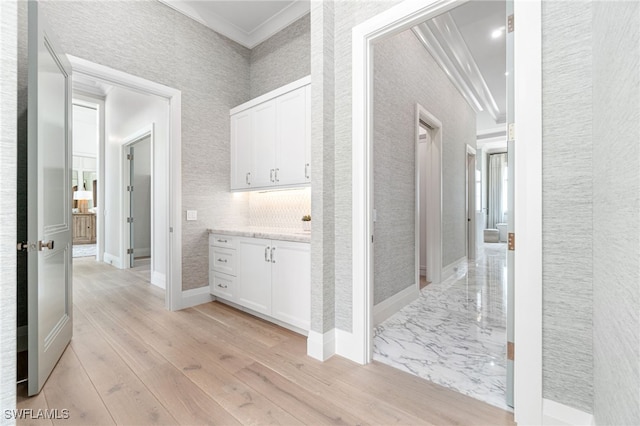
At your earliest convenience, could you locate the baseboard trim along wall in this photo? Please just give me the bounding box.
[335,329,362,362]
[103,252,123,269]
[151,271,166,290]
[542,398,594,426]
[180,286,213,309]
[307,329,336,361]
[442,256,467,282]
[373,284,419,326]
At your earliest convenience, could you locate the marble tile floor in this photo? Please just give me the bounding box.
[373,243,510,411]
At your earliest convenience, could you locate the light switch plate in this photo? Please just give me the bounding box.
[186,210,197,221]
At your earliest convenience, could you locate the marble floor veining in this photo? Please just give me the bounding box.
[373,243,510,410]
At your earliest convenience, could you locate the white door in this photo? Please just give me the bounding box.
[506,0,515,408]
[27,1,73,396]
[276,87,308,186]
[251,100,277,188]
[237,238,272,315]
[271,241,310,331]
[230,110,252,190]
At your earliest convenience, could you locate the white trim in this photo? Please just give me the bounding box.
[542,399,594,426]
[351,2,543,423]
[180,287,213,309]
[442,255,467,281]
[103,252,123,269]
[151,271,166,290]
[513,0,543,423]
[230,75,311,115]
[68,55,183,312]
[157,1,310,49]
[335,329,362,362]
[306,329,336,361]
[373,285,419,326]
[466,145,477,260]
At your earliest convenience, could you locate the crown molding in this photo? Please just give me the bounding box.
[413,12,503,123]
[158,0,310,49]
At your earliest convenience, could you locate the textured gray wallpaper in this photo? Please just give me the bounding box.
[541,1,594,412]
[250,14,310,99]
[33,0,252,291]
[0,0,17,418]
[310,1,336,334]
[592,2,640,424]
[373,30,475,305]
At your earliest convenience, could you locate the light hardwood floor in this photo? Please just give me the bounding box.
[17,258,514,425]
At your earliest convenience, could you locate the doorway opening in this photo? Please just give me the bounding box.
[466,145,477,261]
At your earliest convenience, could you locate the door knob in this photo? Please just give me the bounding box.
[38,240,54,251]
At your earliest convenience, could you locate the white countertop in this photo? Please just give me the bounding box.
[208,227,311,243]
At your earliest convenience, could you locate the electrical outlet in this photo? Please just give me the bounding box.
[186,210,197,221]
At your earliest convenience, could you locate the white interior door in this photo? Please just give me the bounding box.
[506,0,515,408]
[27,1,73,396]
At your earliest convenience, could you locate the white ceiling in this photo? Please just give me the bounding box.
[158,0,310,49]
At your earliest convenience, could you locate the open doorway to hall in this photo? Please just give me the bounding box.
[370,0,512,411]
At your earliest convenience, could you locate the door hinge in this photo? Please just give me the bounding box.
[127,248,134,254]
[507,341,514,361]
[508,123,515,142]
[127,185,134,192]
[127,217,134,223]
[507,14,514,33]
[508,232,515,251]
[16,241,37,252]
[127,154,133,161]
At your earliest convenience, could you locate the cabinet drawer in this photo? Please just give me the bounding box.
[210,272,235,301]
[210,234,238,250]
[210,247,236,276]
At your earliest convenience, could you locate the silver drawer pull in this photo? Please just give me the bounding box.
[217,239,228,243]
[271,247,276,263]
[217,283,228,289]
[275,168,279,182]
[305,163,310,179]
[217,258,228,263]
[265,246,270,262]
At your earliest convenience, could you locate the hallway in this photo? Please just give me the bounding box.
[373,243,508,410]
[16,258,513,425]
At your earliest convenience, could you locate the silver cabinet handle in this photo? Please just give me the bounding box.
[217,258,227,263]
[271,247,276,263]
[246,172,251,185]
[217,239,228,243]
[265,246,270,262]
[38,240,54,251]
[270,169,275,182]
[305,163,310,179]
[275,168,279,182]
[217,283,228,289]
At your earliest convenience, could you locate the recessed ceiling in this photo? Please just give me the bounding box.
[159,0,310,49]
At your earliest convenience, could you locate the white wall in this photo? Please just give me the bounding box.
[131,136,151,257]
[72,104,98,157]
[104,86,168,285]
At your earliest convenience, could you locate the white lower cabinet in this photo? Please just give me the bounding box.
[209,234,310,333]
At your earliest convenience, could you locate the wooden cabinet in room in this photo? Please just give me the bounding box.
[73,213,96,245]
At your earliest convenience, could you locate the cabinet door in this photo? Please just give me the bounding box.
[271,241,310,331]
[230,110,252,190]
[276,87,308,186]
[251,100,277,188]
[237,237,272,315]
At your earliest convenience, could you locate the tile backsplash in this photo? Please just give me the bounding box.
[249,187,311,229]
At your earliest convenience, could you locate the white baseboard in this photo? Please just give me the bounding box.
[150,271,166,290]
[180,286,212,309]
[307,329,336,361]
[542,399,594,426]
[442,256,467,281]
[335,328,365,364]
[103,252,123,269]
[373,285,419,326]
[134,247,151,258]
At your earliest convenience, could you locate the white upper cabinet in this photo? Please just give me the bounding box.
[230,76,311,191]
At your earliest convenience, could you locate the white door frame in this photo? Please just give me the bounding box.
[122,125,154,269]
[350,0,542,424]
[414,105,442,287]
[68,55,183,312]
[466,144,476,261]
[71,93,105,263]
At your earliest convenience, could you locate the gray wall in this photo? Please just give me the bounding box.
[26,0,252,291]
[0,0,17,418]
[541,1,594,412]
[372,30,475,304]
[249,14,310,99]
[592,2,640,424]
